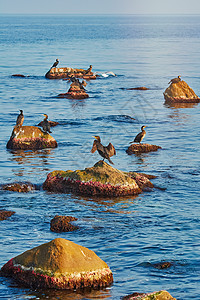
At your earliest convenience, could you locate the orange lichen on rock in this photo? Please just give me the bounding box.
[164,80,200,103]
[43,160,154,197]
[6,126,57,150]
[0,238,113,290]
[123,290,176,300]
[126,143,161,155]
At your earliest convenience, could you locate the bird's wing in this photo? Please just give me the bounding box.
[134,132,142,142]
[91,140,97,153]
[106,143,116,156]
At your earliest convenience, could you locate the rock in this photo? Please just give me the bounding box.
[163,80,200,103]
[6,126,57,150]
[50,215,79,232]
[152,262,172,269]
[0,210,15,221]
[126,143,162,155]
[0,238,113,290]
[11,74,26,78]
[127,87,149,90]
[43,160,154,197]
[45,67,97,80]
[122,290,176,300]
[2,182,35,192]
[38,120,59,127]
[58,87,89,99]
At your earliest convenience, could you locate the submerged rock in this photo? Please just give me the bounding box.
[164,80,200,103]
[6,126,57,150]
[43,160,154,197]
[2,182,35,192]
[127,87,149,90]
[126,143,161,155]
[11,74,26,78]
[123,290,176,300]
[0,238,113,290]
[50,215,79,232]
[0,210,15,221]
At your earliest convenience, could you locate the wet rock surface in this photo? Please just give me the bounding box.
[122,290,176,300]
[50,215,79,232]
[164,80,200,103]
[2,182,35,192]
[126,143,162,155]
[7,126,57,150]
[0,210,15,221]
[43,160,154,197]
[0,238,113,290]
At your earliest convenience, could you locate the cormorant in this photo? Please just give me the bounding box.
[91,136,116,165]
[41,114,52,133]
[51,59,59,68]
[85,65,92,74]
[16,110,24,126]
[168,75,181,84]
[130,126,146,144]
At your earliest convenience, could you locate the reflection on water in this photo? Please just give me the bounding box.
[164,102,199,109]
[26,286,112,300]
[8,149,55,178]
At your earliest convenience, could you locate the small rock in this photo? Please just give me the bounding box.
[2,182,35,193]
[122,290,176,300]
[152,262,172,269]
[11,74,26,78]
[0,210,15,221]
[126,143,162,155]
[50,215,79,232]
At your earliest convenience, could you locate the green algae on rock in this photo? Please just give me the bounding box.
[0,238,113,290]
[6,126,57,150]
[43,160,154,197]
[164,80,200,103]
[123,290,176,300]
[126,143,162,155]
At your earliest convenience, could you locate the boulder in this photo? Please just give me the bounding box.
[123,290,176,300]
[2,182,35,192]
[45,67,97,80]
[50,215,79,232]
[126,143,161,155]
[43,160,154,197]
[0,210,15,221]
[0,238,113,290]
[6,126,57,150]
[164,80,200,103]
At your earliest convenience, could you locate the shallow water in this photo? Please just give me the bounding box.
[0,14,200,299]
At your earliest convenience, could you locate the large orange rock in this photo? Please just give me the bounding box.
[6,126,57,150]
[0,238,113,290]
[164,80,200,103]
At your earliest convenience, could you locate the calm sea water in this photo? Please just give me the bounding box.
[0,14,200,300]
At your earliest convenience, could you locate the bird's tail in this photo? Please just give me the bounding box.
[107,156,114,165]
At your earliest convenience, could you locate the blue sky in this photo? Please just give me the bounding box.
[1,0,200,14]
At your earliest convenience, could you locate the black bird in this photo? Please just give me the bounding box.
[16,110,24,126]
[130,126,146,144]
[168,75,181,84]
[51,59,59,68]
[41,114,52,133]
[91,136,116,165]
